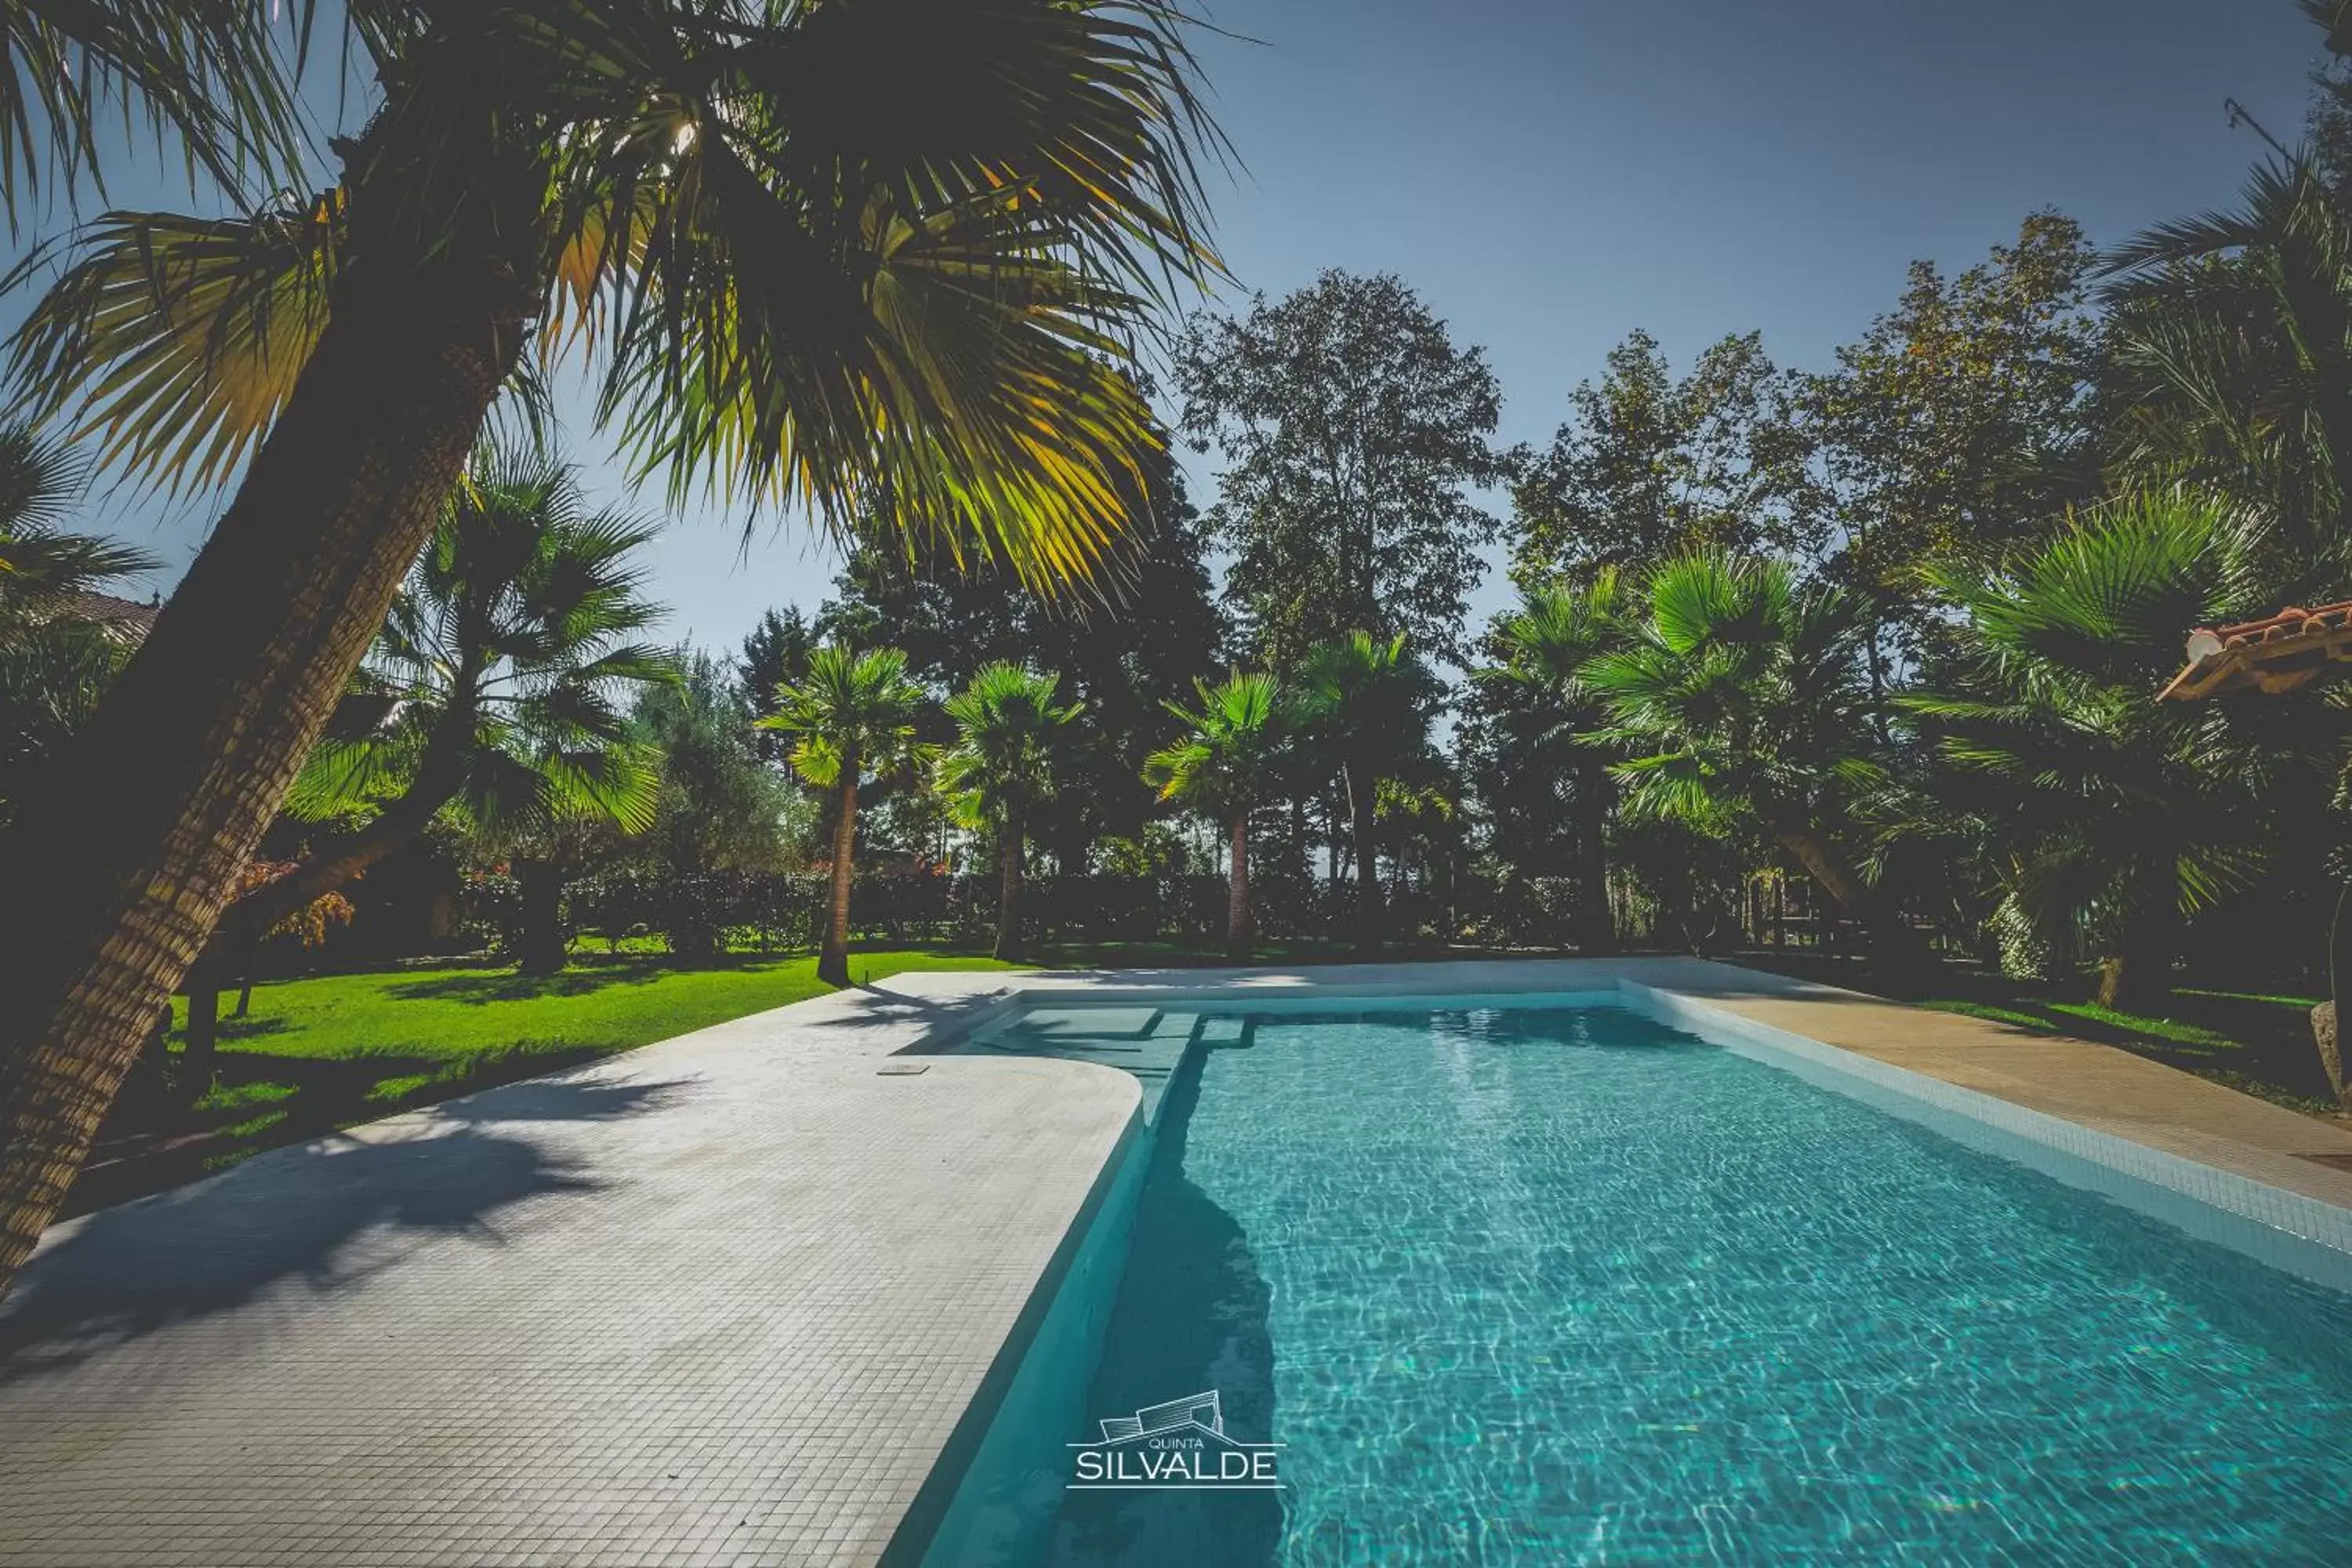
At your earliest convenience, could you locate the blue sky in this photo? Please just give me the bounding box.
[9,0,2325,659]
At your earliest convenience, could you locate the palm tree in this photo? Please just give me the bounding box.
[0,2,1224,1297]
[180,444,672,1059]
[1298,631,1428,955]
[236,442,671,938]
[2104,153,2352,575]
[938,663,1083,962]
[760,645,928,987]
[0,423,158,818]
[1583,551,1923,972]
[0,0,303,219]
[1902,492,2296,1011]
[1144,672,1284,956]
[1490,570,1626,955]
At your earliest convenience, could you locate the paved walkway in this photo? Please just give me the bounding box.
[0,975,1128,1568]
[5,957,2350,1567]
[1642,956,2352,1210]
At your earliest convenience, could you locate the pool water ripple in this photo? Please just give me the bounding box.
[1035,1006,2352,1565]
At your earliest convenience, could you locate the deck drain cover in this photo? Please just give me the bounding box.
[877,1063,931,1076]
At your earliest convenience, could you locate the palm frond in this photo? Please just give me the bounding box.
[5,190,343,492]
[0,0,310,223]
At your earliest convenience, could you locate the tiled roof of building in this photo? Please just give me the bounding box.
[64,591,162,637]
[2161,601,2352,702]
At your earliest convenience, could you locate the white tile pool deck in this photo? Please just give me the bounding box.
[4,956,2352,1566]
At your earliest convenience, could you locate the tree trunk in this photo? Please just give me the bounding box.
[1226,805,1254,958]
[514,858,568,976]
[180,960,223,1104]
[1573,754,1615,956]
[2096,900,2180,1014]
[221,761,465,946]
[819,767,858,988]
[994,804,1026,964]
[0,200,534,1297]
[1348,761,1381,956]
[1755,799,1924,982]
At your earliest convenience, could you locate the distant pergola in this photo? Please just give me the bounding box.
[2161,601,2352,702]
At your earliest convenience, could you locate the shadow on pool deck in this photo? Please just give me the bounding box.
[1,1074,681,1381]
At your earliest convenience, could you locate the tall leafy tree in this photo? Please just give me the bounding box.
[938,663,1083,961]
[1144,672,1285,954]
[734,607,818,763]
[1511,332,1815,587]
[1801,212,2106,708]
[619,653,806,957]
[0,0,1225,1296]
[1584,553,1922,972]
[761,645,929,987]
[1487,571,1628,954]
[1298,631,1434,953]
[1177,270,1506,667]
[1903,492,2307,1011]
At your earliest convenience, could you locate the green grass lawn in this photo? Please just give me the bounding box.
[75,934,1529,1209]
[79,949,1021,1211]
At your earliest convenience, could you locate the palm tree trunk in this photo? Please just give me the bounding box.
[1348,760,1380,956]
[819,770,858,988]
[0,64,554,1294]
[1226,805,1253,958]
[994,804,1026,964]
[2096,898,2180,1013]
[0,238,531,1298]
[221,771,463,948]
[514,858,568,976]
[180,955,224,1102]
[1755,799,1923,979]
[1574,754,1615,956]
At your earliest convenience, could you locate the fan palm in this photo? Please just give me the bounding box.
[1144,672,1285,956]
[228,442,673,946]
[1902,491,2297,1011]
[1490,570,1627,954]
[1297,631,1429,954]
[0,0,303,221]
[2103,152,2352,577]
[760,645,929,987]
[0,0,1224,1297]
[178,445,670,1067]
[0,423,155,816]
[938,662,1083,962]
[1582,551,1922,971]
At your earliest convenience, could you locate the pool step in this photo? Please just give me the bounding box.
[959,1007,1205,1125]
[1198,1015,1251,1047]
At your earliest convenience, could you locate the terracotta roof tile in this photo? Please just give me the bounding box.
[2162,599,2352,701]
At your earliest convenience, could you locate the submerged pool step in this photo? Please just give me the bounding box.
[1197,1015,1250,1047]
[996,1006,1161,1040]
[956,1007,1205,1126]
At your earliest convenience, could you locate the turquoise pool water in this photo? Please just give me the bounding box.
[968,1004,2352,1566]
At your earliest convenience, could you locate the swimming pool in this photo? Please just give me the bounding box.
[919,1000,2352,1565]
